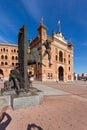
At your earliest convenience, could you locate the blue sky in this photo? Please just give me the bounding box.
[0,0,87,74]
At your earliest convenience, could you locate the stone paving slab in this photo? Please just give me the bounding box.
[33,84,69,96]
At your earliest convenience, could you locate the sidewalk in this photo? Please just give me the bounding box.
[0,81,87,130]
[33,83,69,96]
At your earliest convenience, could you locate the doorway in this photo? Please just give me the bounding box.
[58,67,64,81]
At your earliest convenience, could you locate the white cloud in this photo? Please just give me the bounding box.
[82,41,87,46]
[0,6,18,34]
[0,36,9,43]
[21,0,42,21]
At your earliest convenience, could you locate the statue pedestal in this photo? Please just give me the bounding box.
[0,95,11,109]
[0,87,44,110]
[12,93,43,110]
[1,89,16,95]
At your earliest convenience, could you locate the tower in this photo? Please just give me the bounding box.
[37,23,48,42]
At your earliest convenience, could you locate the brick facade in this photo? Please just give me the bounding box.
[0,23,74,81]
[30,24,74,81]
[0,43,18,79]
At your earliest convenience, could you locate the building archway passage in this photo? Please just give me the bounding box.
[0,69,4,78]
[58,66,64,81]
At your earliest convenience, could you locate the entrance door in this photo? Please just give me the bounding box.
[0,69,4,78]
[58,67,64,81]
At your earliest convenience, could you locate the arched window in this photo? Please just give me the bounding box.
[68,54,70,58]
[68,60,70,64]
[69,67,70,71]
[1,62,4,65]
[14,49,16,52]
[12,62,14,66]
[5,55,8,59]
[48,73,50,79]
[55,55,57,61]
[64,58,66,63]
[5,62,8,65]
[50,73,53,79]
[59,51,63,62]
[1,55,4,59]
[3,48,5,52]
[12,56,14,60]
[15,56,18,60]
[0,69,4,75]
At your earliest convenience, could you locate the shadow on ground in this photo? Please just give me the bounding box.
[27,123,43,130]
[0,112,12,130]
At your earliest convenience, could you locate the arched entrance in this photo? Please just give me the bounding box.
[0,69,4,78]
[58,67,64,81]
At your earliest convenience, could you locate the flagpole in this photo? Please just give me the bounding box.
[40,17,44,25]
[58,20,61,32]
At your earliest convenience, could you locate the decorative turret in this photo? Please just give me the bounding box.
[37,18,48,41]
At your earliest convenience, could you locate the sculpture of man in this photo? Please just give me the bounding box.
[9,66,21,94]
[42,40,52,66]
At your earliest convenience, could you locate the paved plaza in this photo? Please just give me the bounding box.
[0,80,87,130]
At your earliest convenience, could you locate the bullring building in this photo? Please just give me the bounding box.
[0,22,74,81]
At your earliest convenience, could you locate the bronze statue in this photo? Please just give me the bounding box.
[3,25,52,95]
[9,67,21,93]
[18,25,30,91]
[27,40,52,67]
[42,40,52,66]
[27,47,41,65]
[3,25,30,95]
[28,71,34,87]
[4,66,22,94]
[27,46,46,67]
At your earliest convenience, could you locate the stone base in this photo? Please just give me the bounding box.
[0,88,44,110]
[12,91,43,110]
[1,89,16,96]
[0,95,11,109]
